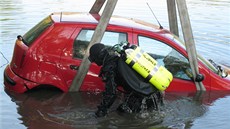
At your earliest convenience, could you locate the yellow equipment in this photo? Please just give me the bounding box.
[124,46,173,91]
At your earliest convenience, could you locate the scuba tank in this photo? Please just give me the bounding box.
[113,41,173,91]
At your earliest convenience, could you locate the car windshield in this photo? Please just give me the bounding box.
[23,16,53,46]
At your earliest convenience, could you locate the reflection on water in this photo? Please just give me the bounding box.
[1,0,230,129]
[5,89,230,129]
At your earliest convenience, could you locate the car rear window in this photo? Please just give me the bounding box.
[23,16,53,46]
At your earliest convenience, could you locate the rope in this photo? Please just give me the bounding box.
[0,51,9,68]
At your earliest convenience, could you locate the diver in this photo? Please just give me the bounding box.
[88,43,164,117]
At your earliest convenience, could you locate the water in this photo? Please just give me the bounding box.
[0,0,230,129]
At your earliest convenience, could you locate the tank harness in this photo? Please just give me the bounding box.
[113,42,173,91]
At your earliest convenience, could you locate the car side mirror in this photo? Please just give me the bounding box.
[195,74,204,82]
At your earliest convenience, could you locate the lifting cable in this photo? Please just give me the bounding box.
[0,51,9,68]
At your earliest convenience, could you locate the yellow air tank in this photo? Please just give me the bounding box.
[124,46,173,91]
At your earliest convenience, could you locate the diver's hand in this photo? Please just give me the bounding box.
[95,109,107,117]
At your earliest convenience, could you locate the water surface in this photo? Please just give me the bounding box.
[1,0,230,129]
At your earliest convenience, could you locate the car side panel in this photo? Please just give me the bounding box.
[19,23,77,91]
[58,27,105,92]
[210,73,230,90]
[58,25,134,92]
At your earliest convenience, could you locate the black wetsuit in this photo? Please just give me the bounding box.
[93,48,163,117]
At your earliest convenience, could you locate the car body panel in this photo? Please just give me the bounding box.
[10,39,28,75]
[3,12,230,93]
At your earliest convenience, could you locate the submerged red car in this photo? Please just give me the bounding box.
[3,12,230,93]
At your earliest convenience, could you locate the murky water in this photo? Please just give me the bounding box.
[1,0,230,129]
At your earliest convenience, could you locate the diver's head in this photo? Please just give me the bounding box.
[88,43,106,66]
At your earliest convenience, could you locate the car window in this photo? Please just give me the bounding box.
[138,36,192,80]
[165,33,220,76]
[73,29,127,59]
[23,16,53,46]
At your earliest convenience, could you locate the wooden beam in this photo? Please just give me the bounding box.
[167,0,179,36]
[176,0,206,91]
[69,0,118,91]
[90,0,106,14]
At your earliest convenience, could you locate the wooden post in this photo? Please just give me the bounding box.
[69,0,118,91]
[176,0,206,91]
[90,0,106,14]
[167,0,179,37]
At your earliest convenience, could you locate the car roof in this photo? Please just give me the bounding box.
[51,12,163,33]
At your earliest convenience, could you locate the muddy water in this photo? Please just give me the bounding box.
[2,90,230,129]
[1,0,230,129]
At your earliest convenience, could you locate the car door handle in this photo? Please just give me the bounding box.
[70,65,79,70]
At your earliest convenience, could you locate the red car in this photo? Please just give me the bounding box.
[3,12,230,93]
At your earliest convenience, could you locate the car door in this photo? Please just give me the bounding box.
[59,27,131,92]
[136,34,202,92]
